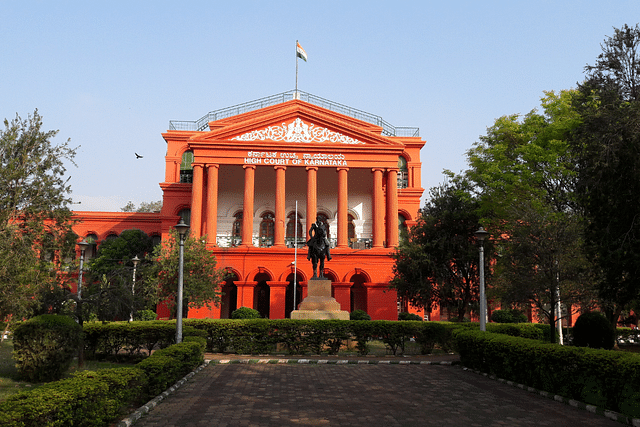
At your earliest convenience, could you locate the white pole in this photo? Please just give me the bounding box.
[295,40,299,96]
[293,200,298,312]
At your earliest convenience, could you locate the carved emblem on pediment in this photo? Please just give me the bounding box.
[231,118,364,144]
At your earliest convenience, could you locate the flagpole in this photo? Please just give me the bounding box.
[295,40,299,97]
[293,200,298,312]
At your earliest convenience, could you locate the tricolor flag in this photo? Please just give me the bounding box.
[296,42,307,62]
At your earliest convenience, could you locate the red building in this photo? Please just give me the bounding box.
[72,91,426,320]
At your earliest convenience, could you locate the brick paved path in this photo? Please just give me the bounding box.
[132,363,621,427]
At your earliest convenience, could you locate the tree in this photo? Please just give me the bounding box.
[391,174,486,321]
[570,24,640,324]
[82,229,156,321]
[121,200,163,213]
[0,110,77,327]
[466,90,594,339]
[144,230,227,317]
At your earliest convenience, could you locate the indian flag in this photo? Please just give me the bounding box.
[296,42,307,62]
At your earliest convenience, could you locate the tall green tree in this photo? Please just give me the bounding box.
[82,229,156,321]
[466,90,593,338]
[570,24,640,323]
[144,230,227,317]
[391,174,486,321]
[0,110,77,326]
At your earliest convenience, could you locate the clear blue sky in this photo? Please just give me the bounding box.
[2,1,637,211]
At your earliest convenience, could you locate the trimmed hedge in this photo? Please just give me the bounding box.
[0,331,206,426]
[12,314,82,382]
[452,328,640,418]
[0,367,146,426]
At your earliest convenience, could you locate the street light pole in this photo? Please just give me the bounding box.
[76,239,90,367]
[130,255,140,322]
[474,227,489,331]
[174,218,190,343]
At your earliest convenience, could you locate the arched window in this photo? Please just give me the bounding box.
[397,156,408,189]
[41,233,55,262]
[232,211,243,246]
[348,214,356,241]
[105,233,118,241]
[180,151,194,183]
[399,214,408,243]
[259,211,275,247]
[286,212,303,247]
[84,234,98,260]
[179,209,191,226]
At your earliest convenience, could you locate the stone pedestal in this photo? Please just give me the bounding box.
[291,279,350,320]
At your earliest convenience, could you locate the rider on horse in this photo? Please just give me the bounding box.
[307,216,332,277]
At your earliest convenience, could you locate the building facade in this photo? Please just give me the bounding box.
[72,91,426,320]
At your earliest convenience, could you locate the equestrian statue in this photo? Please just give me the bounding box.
[307,216,332,279]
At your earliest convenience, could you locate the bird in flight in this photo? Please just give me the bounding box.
[135,153,143,159]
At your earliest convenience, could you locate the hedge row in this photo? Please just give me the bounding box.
[183,319,493,355]
[452,328,640,418]
[0,338,206,426]
[83,320,205,359]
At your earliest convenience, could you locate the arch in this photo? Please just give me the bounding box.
[259,211,275,247]
[286,211,303,247]
[284,270,304,318]
[247,266,275,283]
[278,267,308,283]
[219,272,238,319]
[322,268,339,283]
[253,271,271,318]
[231,211,243,246]
[398,208,413,222]
[350,272,368,313]
[342,267,372,284]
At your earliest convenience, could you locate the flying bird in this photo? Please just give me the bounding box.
[135,153,143,159]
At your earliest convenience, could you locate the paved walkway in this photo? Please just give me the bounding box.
[128,354,623,427]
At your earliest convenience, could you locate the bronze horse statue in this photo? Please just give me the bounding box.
[307,217,332,278]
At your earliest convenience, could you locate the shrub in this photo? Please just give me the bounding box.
[12,314,82,382]
[134,309,157,321]
[573,311,615,350]
[350,310,371,321]
[398,312,423,321]
[231,307,261,319]
[490,309,528,323]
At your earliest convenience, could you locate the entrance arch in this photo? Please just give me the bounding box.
[219,274,238,319]
[254,272,271,318]
[285,272,304,317]
[350,273,368,313]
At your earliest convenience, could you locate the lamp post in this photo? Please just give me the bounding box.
[76,240,90,313]
[130,255,140,322]
[175,218,190,343]
[76,239,90,367]
[474,227,489,331]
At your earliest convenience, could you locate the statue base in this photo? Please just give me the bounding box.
[291,278,350,320]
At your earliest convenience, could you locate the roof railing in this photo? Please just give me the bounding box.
[168,90,419,137]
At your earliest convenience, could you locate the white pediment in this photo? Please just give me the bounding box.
[231,118,364,145]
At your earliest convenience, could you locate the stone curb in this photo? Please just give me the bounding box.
[116,360,210,427]
[463,367,640,426]
[211,358,460,365]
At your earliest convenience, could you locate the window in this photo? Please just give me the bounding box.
[84,234,98,259]
[348,214,356,240]
[259,211,275,247]
[180,151,194,183]
[397,156,408,189]
[399,214,408,243]
[232,212,243,246]
[286,212,303,246]
[179,209,191,226]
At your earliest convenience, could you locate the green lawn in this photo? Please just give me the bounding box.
[0,339,132,402]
